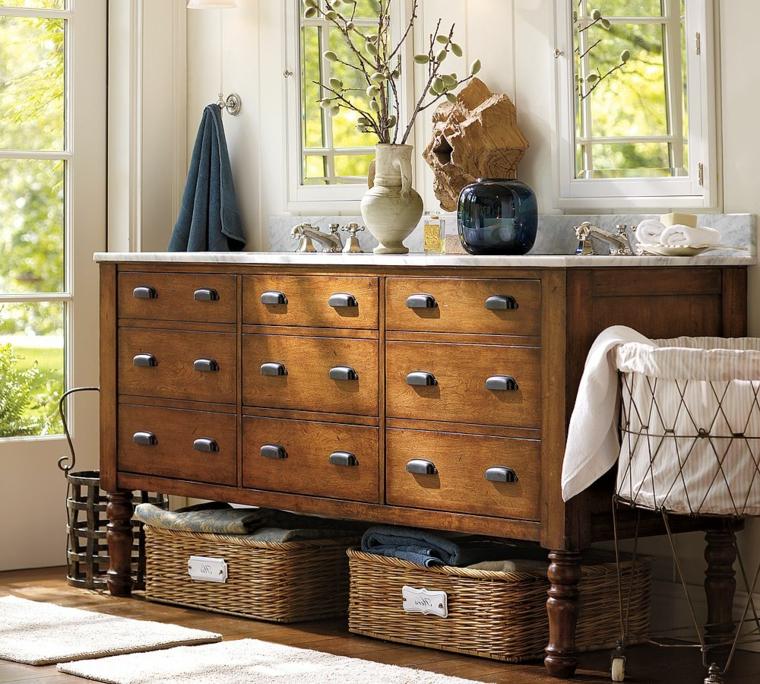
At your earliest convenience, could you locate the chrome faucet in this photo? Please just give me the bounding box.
[574,222,633,256]
[292,223,343,253]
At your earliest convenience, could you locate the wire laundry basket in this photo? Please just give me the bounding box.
[610,336,760,683]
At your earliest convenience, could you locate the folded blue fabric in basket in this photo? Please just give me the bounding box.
[361,525,511,567]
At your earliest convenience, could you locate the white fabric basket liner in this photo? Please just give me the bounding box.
[615,336,760,516]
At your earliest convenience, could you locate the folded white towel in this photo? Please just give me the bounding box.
[562,325,654,502]
[635,219,666,245]
[659,224,720,247]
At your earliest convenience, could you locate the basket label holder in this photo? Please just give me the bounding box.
[187,555,228,583]
[402,585,448,618]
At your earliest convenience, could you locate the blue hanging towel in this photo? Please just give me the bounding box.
[169,104,246,252]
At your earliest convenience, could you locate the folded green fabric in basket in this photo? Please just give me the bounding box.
[133,502,360,542]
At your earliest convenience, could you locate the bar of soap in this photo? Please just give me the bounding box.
[661,212,697,228]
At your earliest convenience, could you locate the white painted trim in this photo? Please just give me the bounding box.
[171,1,188,221]
[553,0,719,210]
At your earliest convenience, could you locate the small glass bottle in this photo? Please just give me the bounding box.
[423,212,444,254]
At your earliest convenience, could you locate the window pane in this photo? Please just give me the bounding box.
[0,302,64,437]
[0,16,65,151]
[303,155,327,184]
[579,142,674,178]
[334,153,373,180]
[301,26,324,149]
[0,0,66,8]
[580,22,668,138]
[0,159,65,294]
[592,0,663,17]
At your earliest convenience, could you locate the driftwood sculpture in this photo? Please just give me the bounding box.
[423,78,529,211]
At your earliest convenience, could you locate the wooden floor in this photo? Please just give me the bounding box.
[1,567,759,684]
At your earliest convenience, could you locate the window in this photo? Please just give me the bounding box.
[286,0,411,208]
[554,0,717,209]
[0,2,67,437]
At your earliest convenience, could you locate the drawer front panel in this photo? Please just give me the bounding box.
[243,417,379,503]
[243,275,378,329]
[386,341,540,427]
[242,334,378,415]
[118,272,237,323]
[118,404,236,485]
[118,328,237,403]
[386,429,540,519]
[386,277,541,335]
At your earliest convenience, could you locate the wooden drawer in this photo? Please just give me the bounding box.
[118,272,237,323]
[118,328,236,403]
[242,334,378,416]
[386,341,540,428]
[242,416,379,503]
[386,429,540,520]
[386,277,541,336]
[118,404,236,486]
[243,275,378,329]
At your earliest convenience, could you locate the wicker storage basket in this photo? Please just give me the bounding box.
[347,549,650,662]
[145,526,357,623]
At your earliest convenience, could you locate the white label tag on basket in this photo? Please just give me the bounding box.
[401,585,448,618]
[187,555,228,583]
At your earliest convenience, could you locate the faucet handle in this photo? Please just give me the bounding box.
[328,223,341,235]
[342,222,365,237]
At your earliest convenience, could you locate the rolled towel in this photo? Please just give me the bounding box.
[660,224,720,247]
[635,219,666,245]
[466,559,548,574]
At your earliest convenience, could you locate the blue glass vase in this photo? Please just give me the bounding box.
[457,179,538,255]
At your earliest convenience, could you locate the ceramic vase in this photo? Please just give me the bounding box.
[360,144,423,255]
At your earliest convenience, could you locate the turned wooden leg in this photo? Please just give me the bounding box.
[704,525,737,655]
[106,489,133,597]
[545,550,582,679]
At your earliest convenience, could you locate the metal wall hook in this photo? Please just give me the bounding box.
[218,92,242,116]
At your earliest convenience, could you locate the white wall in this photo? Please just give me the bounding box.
[180,0,760,592]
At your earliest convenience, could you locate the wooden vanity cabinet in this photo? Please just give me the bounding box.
[99,260,747,679]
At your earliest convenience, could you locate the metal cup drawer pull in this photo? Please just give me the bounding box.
[406,371,437,387]
[329,366,358,381]
[485,295,519,311]
[484,466,518,484]
[260,290,288,306]
[133,353,157,368]
[260,362,287,377]
[328,293,358,308]
[132,431,157,446]
[485,375,519,391]
[329,451,358,467]
[405,293,437,309]
[193,288,219,302]
[132,286,157,300]
[260,444,287,460]
[193,438,219,453]
[193,358,219,373]
[406,459,438,475]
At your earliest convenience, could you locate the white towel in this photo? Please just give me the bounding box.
[635,219,666,245]
[659,224,720,247]
[561,325,654,501]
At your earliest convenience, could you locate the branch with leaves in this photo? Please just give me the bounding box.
[303,0,481,145]
[574,6,631,101]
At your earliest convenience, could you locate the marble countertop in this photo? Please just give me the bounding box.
[93,251,756,267]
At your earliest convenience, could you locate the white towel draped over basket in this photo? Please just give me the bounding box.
[616,336,760,516]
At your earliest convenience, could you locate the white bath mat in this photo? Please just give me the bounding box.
[58,638,484,683]
[0,595,221,665]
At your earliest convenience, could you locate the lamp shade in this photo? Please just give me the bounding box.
[187,0,237,8]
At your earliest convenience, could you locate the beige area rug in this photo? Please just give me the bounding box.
[58,638,485,683]
[0,596,221,665]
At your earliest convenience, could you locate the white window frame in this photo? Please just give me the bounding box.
[553,0,719,210]
[285,0,413,211]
